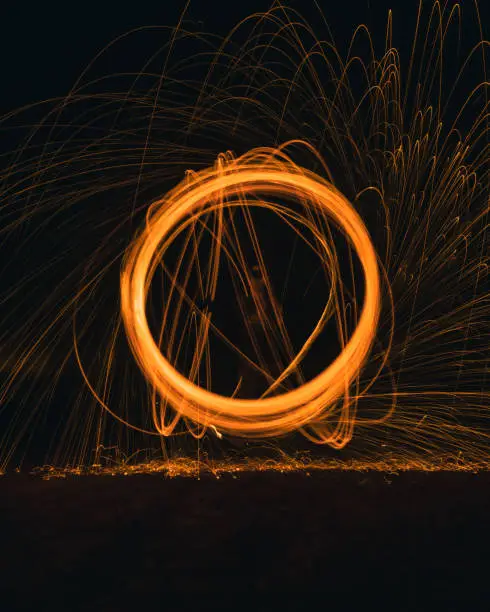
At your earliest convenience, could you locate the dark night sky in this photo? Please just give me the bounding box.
[1,1,488,126]
[1,0,424,115]
[1,0,486,175]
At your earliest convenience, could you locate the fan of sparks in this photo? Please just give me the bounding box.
[0,0,489,470]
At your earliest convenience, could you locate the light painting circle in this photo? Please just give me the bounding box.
[120,156,381,440]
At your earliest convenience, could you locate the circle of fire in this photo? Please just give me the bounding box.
[120,150,381,444]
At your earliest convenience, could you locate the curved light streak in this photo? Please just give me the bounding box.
[120,149,381,445]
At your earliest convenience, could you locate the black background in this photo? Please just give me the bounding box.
[1,0,489,607]
[1,0,435,116]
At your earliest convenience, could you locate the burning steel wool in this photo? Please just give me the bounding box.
[0,1,488,472]
[120,148,383,446]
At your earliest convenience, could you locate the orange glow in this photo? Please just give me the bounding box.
[120,147,382,447]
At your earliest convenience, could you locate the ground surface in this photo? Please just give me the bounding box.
[1,470,489,610]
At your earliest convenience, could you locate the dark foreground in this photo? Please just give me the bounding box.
[1,470,490,610]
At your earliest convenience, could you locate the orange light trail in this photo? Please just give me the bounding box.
[120,148,381,446]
